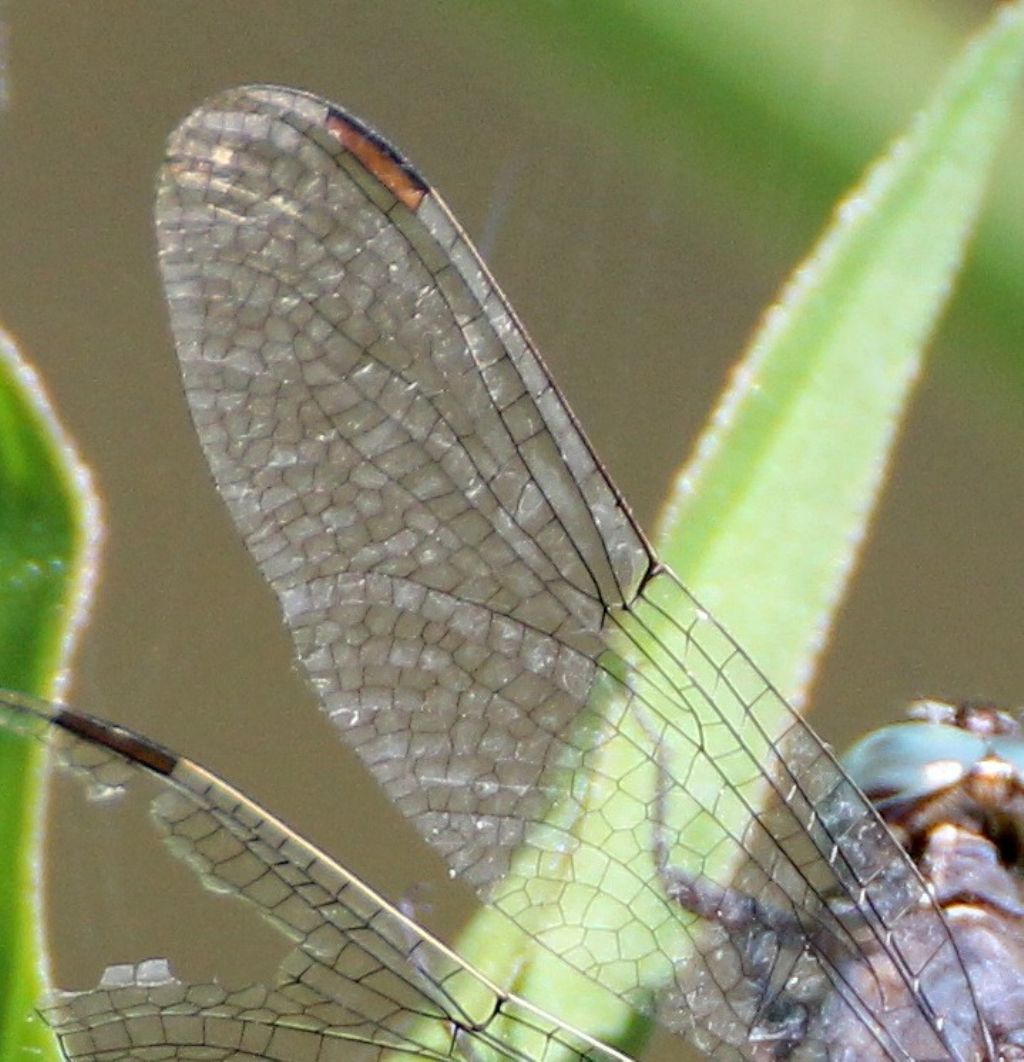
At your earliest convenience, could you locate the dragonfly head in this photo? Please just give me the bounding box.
[843,699,1024,877]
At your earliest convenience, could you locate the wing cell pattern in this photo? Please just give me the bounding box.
[157,86,652,892]
[108,83,991,1057]
[3,693,630,1062]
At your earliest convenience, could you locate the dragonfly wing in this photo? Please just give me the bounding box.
[43,958,367,1062]
[1,692,629,1062]
[615,570,989,1058]
[153,86,986,1058]
[156,85,653,891]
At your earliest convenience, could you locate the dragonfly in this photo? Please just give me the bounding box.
[3,84,1016,1059]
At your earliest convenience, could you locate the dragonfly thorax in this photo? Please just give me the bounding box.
[836,700,1024,1059]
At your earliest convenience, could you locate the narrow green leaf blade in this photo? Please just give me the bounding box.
[0,329,100,1061]
[656,0,1024,708]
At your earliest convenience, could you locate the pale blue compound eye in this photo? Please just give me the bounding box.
[843,721,987,808]
[844,712,1024,810]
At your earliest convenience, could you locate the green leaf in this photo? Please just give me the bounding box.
[477,1,1024,412]
[0,329,100,1061]
[452,4,1024,1055]
[656,0,1024,705]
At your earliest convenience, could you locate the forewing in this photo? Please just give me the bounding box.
[1,691,629,1062]
[153,86,986,1058]
[155,85,653,891]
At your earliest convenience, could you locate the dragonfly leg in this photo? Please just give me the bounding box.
[635,707,824,1050]
[633,704,795,934]
[650,769,802,938]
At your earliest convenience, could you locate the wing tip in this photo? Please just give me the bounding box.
[163,83,430,213]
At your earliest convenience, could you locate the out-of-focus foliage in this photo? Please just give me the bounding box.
[479,1,1024,412]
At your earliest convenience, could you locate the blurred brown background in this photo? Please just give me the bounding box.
[0,3,1022,1059]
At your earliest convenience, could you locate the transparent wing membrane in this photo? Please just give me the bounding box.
[22,83,993,1059]
[156,85,652,893]
[2,692,630,1061]
[145,85,989,1058]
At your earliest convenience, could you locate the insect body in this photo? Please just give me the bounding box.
[4,86,1015,1059]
